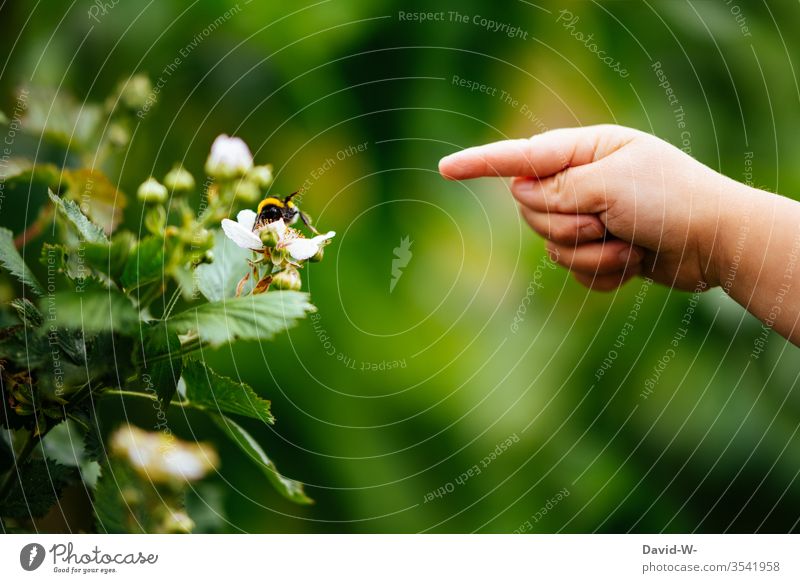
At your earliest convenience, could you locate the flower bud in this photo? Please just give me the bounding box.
[205,134,253,179]
[248,164,273,188]
[259,227,280,247]
[164,165,195,192]
[144,205,167,235]
[271,268,302,291]
[193,228,214,249]
[233,179,260,203]
[108,123,130,147]
[162,510,194,534]
[309,247,324,262]
[137,177,168,204]
[120,74,152,110]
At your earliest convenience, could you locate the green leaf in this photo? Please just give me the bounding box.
[42,422,102,489]
[120,235,165,290]
[0,228,44,295]
[0,457,78,518]
[10,298,43,328]
[210,414,312,505]
[43,290,139,334]
[138,323,182,407]
[40,243,81,283]
[94,458,158,533]
[185,483,227,533]
[0,110,7,124]
[21,87,103,149]
[67,408,104,463]
[0,159,60,185]
[49,189,108,244]
[181,359,274,424]
[41,422,84,467]
[194,230,252,301]
[167,291,313,348]
[83,231,135,284]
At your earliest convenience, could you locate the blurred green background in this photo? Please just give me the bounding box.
[2,0,800,533]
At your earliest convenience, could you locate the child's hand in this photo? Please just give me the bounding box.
[439,124,800,346]
[439,125,733,292]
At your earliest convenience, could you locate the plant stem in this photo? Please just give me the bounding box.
[14,206,54,249]
[103,389,197,411]
[0,431,42,502]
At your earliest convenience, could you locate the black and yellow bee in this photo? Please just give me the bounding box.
[253,191,319,234]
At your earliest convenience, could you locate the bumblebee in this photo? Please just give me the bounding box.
[253,191,319,234]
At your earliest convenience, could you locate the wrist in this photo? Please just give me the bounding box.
[688,169,749,290]
[711,180,763,294]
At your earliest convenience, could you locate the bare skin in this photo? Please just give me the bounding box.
[439,125,800,346]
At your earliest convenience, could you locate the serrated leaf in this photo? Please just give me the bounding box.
[210,414,312,505]
[67,408,104,463]
[83,231,135,284]
[43,290,138,334]
[138,323,182,407]
[181,360,274,424]
[120,235,165,290]
[94,458,156,533]
[167,291,313,348]
[0,457,78,518]
[0,228,44,296]
[44,420,102,488]
[42,421,85,467]
[194,230,252,301]
[49,189,108,244]
[10,298,43,328]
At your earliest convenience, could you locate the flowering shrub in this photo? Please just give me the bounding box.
[0,76,331,532]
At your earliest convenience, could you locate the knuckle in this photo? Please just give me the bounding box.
[540,171,570,213]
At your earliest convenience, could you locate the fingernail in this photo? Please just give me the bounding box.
[579,222,603,239]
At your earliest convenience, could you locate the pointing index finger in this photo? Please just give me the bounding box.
[438,127,618,181]
[439,139,550,179]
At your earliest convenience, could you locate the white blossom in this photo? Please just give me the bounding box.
[110,424,218,484]
[221,208,334,261]
[220,210,278,250]
[205,134,253,179]
[280,231,336,260]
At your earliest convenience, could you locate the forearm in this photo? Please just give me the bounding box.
[717,183,800,345]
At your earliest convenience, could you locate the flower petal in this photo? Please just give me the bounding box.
[221,218,263,250]
[206,134,254,178]
[263,218,287,239]
[283,231,335,260]
[236,209,257,231]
